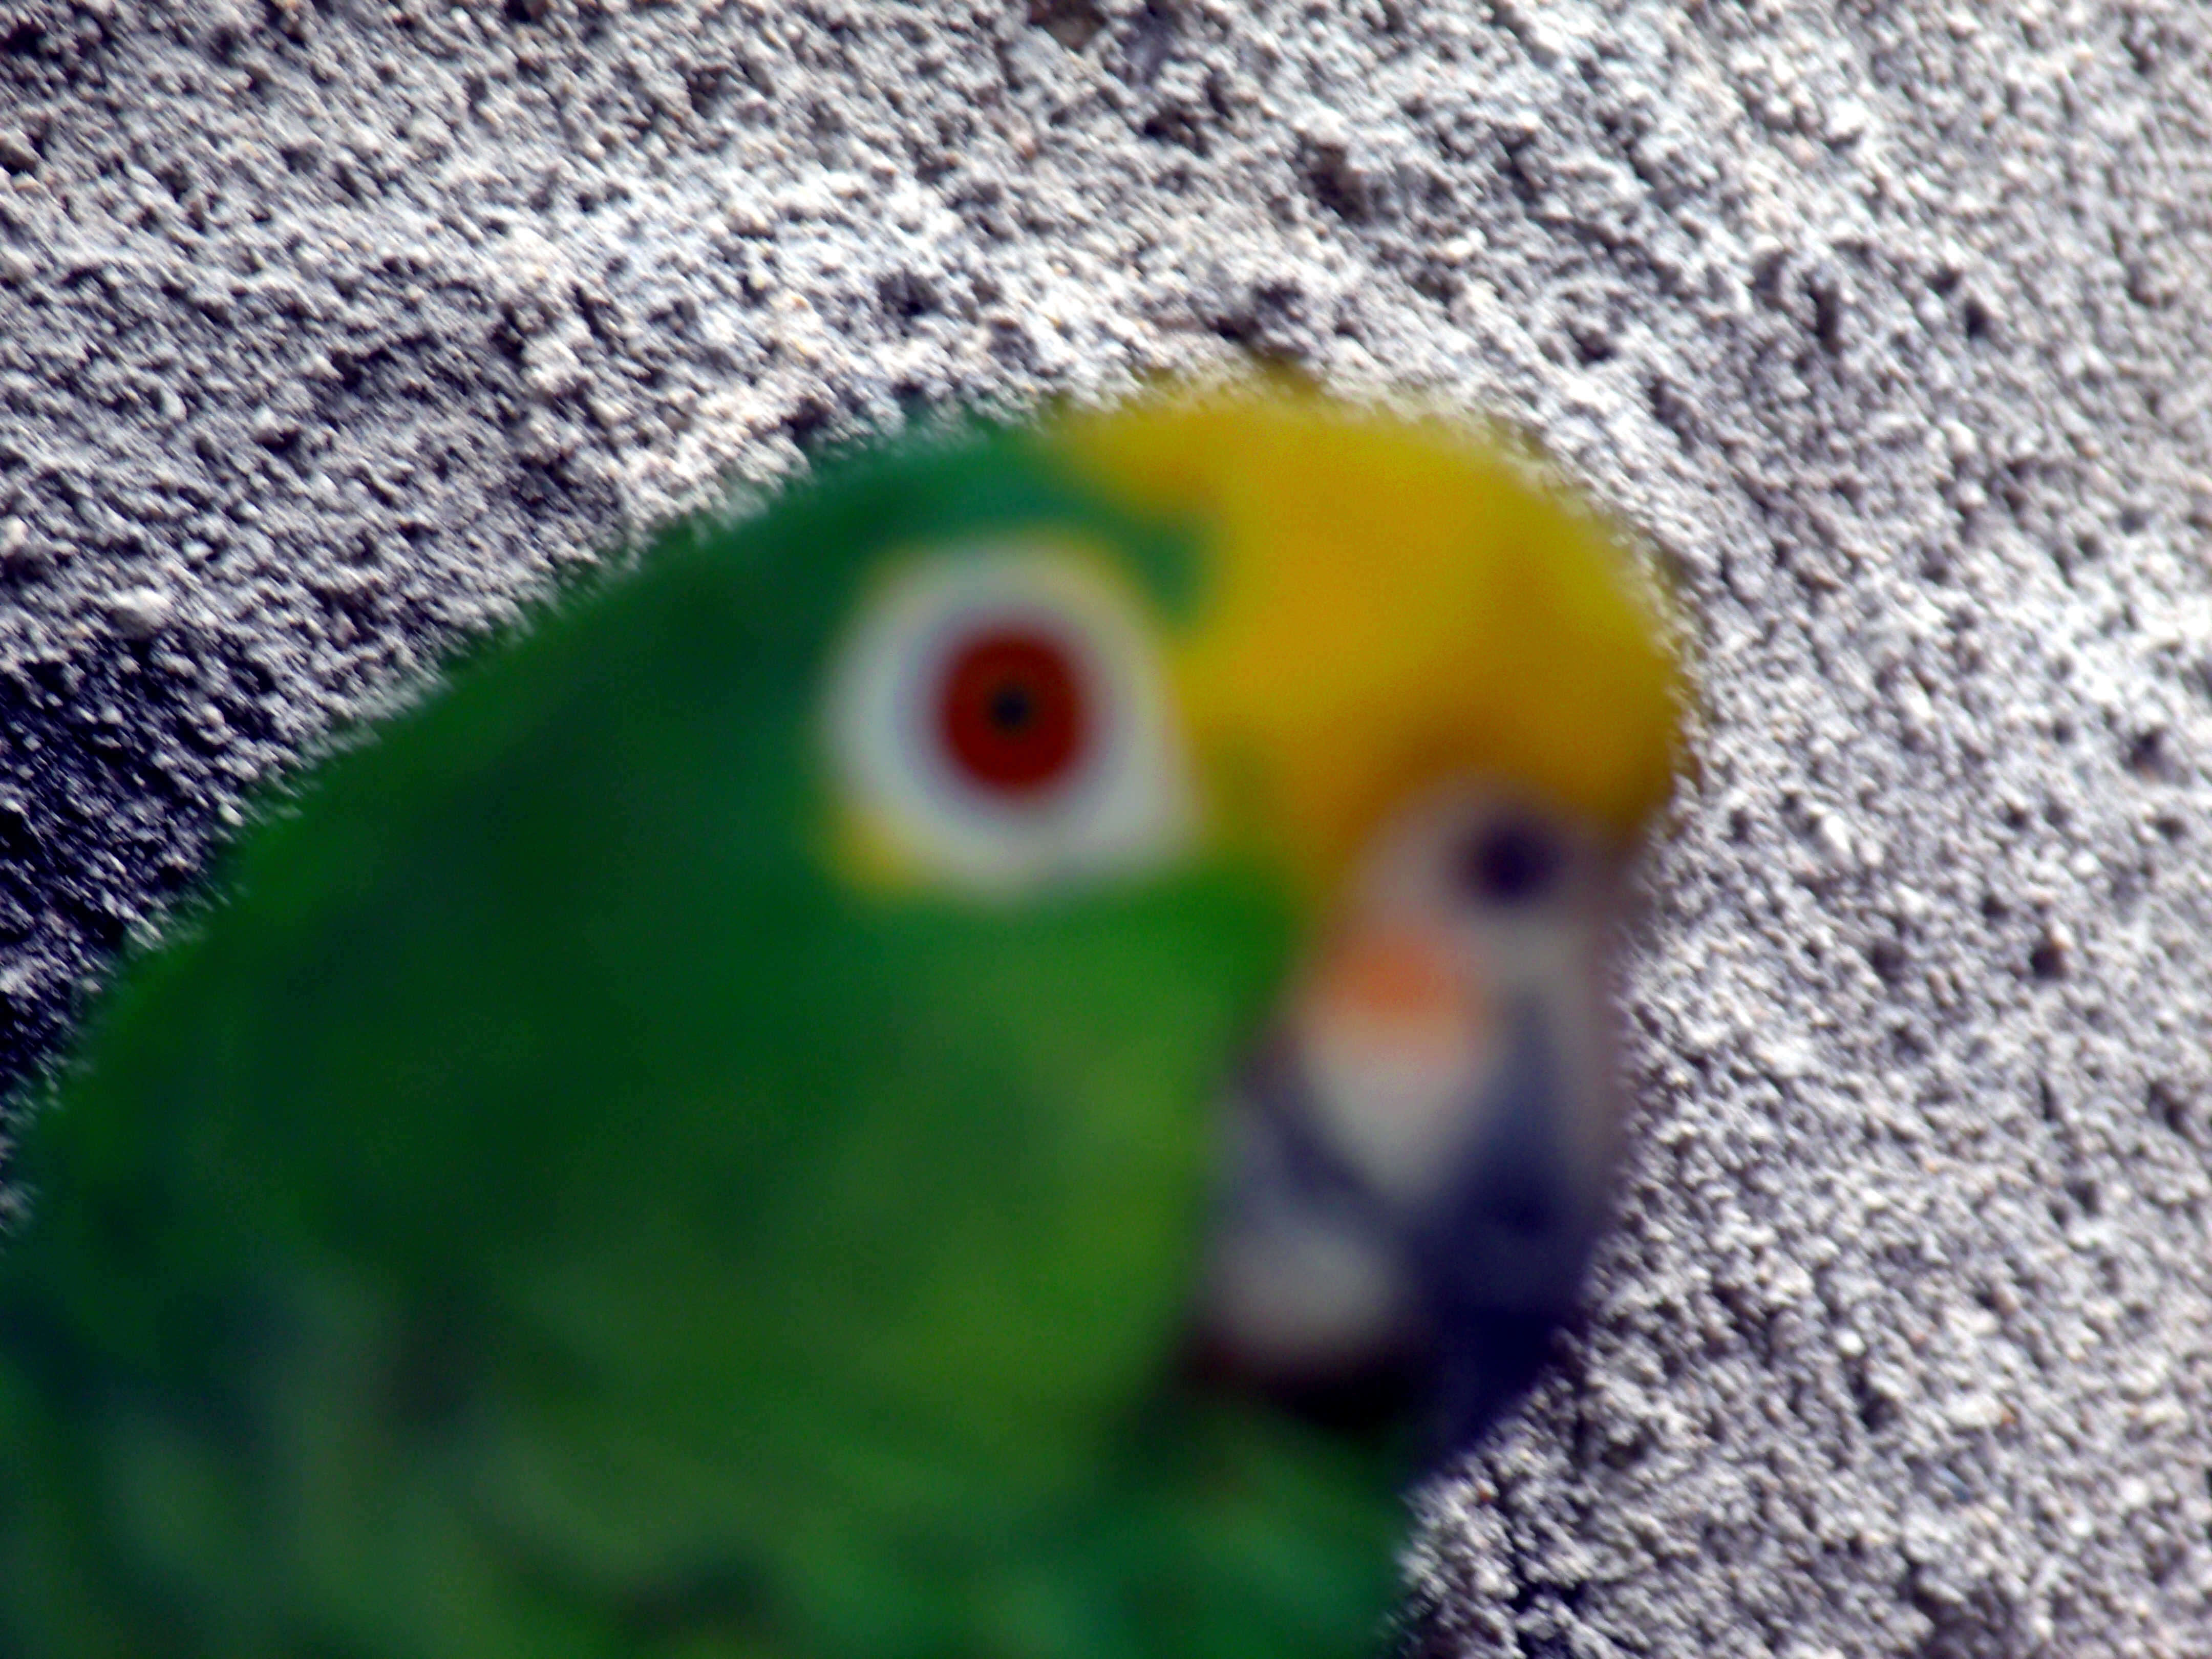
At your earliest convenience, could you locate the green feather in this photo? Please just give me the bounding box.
[0,425,1408,1658]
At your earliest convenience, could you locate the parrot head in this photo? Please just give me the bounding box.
[0,385,1683,1658]
[817,389,1678,1445]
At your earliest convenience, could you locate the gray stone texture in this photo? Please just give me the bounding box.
[4,0,2210,1652]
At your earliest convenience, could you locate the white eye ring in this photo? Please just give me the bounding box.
[825,541,1196,897]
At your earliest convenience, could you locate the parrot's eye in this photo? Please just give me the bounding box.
[938,629,1090,796]
[1456,817,1563,906]
[1348,788,1598,928]
[826,543,1194,895]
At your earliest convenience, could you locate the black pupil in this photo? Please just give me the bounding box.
[1460,819,1562,904]
[988,682,1036,732]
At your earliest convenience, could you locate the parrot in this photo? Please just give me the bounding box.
[0,384,1683,1659]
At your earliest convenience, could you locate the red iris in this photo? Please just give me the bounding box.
[938,629,1089,796]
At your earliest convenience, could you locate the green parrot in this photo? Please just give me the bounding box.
[0,386,1683,1659]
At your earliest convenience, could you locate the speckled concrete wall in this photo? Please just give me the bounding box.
[4,1,2210,1651]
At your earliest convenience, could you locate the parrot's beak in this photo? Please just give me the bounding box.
[1044,389,1679,1451]
[1189,783,1624,1456]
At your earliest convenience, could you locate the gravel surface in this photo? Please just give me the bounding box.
[5,0,2212,1652]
